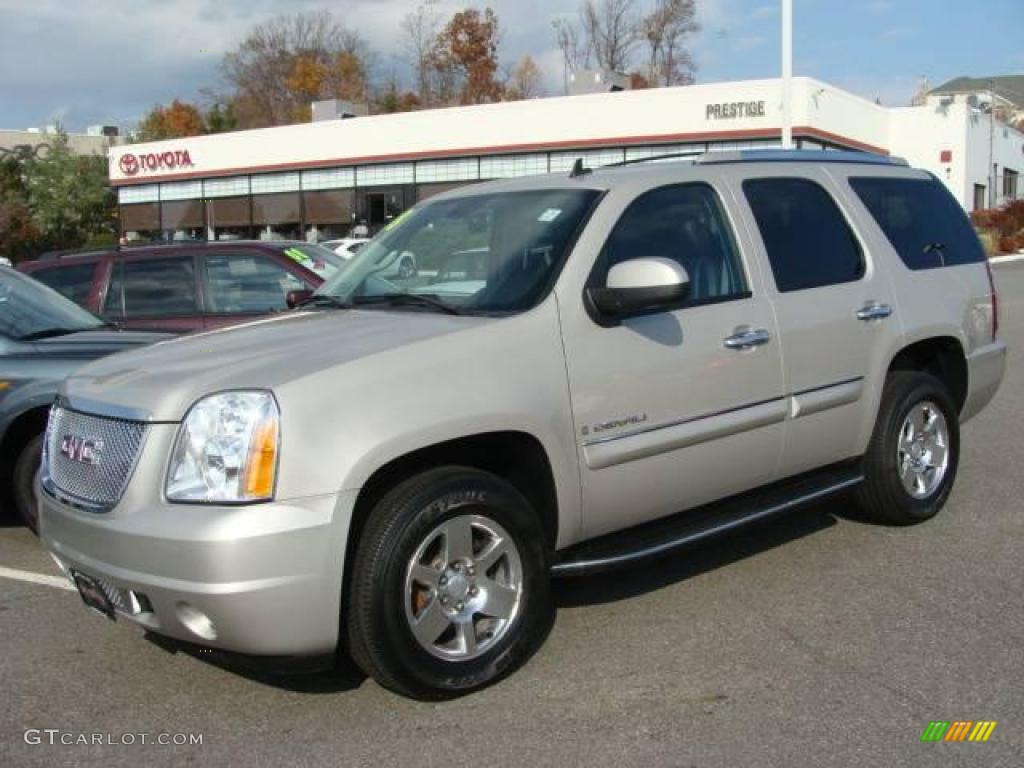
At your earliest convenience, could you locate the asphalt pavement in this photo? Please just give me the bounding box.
[2,263,1022,768]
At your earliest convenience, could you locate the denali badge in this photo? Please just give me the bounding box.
[60,435,104,465]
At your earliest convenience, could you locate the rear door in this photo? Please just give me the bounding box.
[199,250,312,329]
[730,168,902,478]
[104,253,202,332]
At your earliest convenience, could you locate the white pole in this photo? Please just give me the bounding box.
[781,0,794,149]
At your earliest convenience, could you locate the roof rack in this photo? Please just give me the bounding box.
[599,148,908,170]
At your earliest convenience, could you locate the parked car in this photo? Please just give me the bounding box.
[17,241,344,333]
[0,267,167,530]
[325,237,418,279]
[39,150,1005,699]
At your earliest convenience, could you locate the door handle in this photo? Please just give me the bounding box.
[856,302,893,321]
[724,327,772,350]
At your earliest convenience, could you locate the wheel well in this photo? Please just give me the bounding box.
[337,431,559,647]
[0,407,49,496]
[888,337,968,412]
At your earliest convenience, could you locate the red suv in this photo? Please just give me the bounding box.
[17,241,344,332]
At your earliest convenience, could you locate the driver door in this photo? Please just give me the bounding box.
[558,182,785,539]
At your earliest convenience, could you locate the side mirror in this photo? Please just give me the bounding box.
[286,289,313,308]
[588,257,690,317]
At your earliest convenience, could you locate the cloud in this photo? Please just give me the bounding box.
[866,0,893,13]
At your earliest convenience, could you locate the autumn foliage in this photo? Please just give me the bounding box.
[136,100,206,142]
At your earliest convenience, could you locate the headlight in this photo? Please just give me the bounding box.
[166,391,280,503]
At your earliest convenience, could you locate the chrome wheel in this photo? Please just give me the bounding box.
[403,514,523,661]
[897,401,950,499]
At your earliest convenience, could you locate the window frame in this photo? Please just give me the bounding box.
[199,250,312,316]
[741,176,867,294]
[584,181,753,326]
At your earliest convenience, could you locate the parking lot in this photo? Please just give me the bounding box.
[0,262,1020,768]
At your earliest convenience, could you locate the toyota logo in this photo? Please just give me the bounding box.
[118,154,140,176]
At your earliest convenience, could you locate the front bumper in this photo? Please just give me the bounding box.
[39,485,358,657]
[961,340,1008,423]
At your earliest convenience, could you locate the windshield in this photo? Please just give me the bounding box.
[315,188,601,313]
[0,268,105,340]
[278,243,347,280]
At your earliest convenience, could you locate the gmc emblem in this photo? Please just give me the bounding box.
[60,435,104,465]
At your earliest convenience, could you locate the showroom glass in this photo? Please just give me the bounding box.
[110,257,198,318]
[317,189,601,313]
[29,262,97,305]
[594,183,748,305]
[743,178,864,292]
[206,254,306,314]
[0,268,103,340]
[849,177,986,270]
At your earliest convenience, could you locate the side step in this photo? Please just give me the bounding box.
[551,463,863,577]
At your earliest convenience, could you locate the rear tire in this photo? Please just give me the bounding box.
[346,467,551,699]
[13,434,42,534]
[856,371,959,525]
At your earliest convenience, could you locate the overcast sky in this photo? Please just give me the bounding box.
[1,0,1022,132]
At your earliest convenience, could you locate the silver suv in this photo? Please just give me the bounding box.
[39,150,1005,699]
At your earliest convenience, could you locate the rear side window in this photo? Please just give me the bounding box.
[849,177,985,269]
[596,183,748,306]
[29,262,96,305]
[743,178,864,292]
[118,257,198,317]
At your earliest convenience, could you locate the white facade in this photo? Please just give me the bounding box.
[108,76,1024,240]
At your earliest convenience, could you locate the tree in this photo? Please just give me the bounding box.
[506,56,543,101]
[552,16,591,93]
[639,0,698,86]
[430,8,504,105]
[136,99,206,141]
[222,11,371,128]
[204,101,238,134]
[401,1,444,107]
[579,0,640,73]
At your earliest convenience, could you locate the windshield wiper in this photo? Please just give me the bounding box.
[294,294,353,310]
[17,327,88,341]
[353,293,463,316]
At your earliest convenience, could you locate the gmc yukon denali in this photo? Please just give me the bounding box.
[38,150,1006,699]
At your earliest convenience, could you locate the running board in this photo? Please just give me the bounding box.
[551,464,863,577]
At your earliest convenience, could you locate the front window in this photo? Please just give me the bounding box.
[0,268,105,340]
[315,188,601,314]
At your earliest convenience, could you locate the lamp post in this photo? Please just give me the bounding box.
[781,0,794,149]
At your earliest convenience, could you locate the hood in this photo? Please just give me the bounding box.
[63,309,493,421]
[30,329,170,361]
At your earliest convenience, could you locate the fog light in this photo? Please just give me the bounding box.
[176,602,217,641]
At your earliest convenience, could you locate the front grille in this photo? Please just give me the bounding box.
[43,405,148,511]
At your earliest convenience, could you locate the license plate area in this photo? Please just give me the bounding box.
[71,570,116,620]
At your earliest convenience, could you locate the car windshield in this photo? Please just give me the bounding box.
[314,188,601,314]
[0,268,105,340]
[277,243,347,280]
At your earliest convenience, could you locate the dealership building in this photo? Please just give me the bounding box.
[108,76,1024,243]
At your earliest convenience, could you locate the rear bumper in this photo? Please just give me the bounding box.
[39,485,359,657]
[961,340,1007,423]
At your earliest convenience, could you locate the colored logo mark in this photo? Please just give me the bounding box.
[920,721,997,742]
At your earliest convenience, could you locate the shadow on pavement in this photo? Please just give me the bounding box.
[554,496,851,608]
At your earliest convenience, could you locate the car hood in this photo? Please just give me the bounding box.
[30,329,171,360]
[62,309,494,421]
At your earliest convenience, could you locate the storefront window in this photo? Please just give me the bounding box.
[120,203,160,243]
[209,196,252,241]
[161,200,205,242]
[302,189,355,242]
[252,192,301,241]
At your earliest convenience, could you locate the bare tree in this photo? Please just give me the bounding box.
[641,0,699,86]
[401,1,443,107]
[579,0,640,73]
[505,56,544,101]
[552,16,591,93]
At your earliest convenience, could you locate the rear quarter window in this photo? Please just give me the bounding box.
[27,262,97,306]
[849,176,985,270]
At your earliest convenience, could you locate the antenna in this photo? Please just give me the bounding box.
[569,158,592,178]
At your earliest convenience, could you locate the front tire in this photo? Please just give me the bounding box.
[13,434,42,533]
[347,467,550,699]
[856,371,959,525]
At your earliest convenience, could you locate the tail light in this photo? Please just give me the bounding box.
[985,258,999,341]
